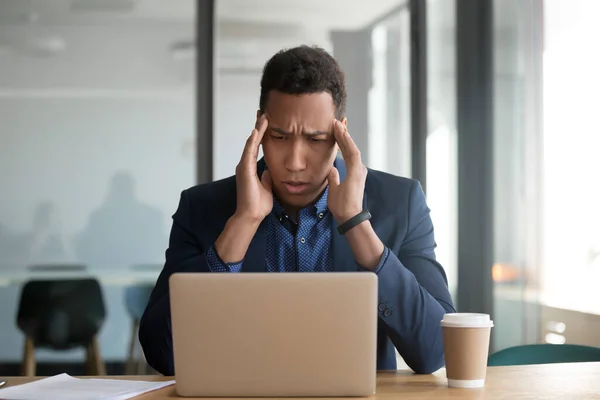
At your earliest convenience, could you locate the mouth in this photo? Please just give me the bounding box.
[282,181,310,194]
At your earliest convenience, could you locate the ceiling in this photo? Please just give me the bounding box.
[217,0,404,30]
[0,0,194,25]
[0,0,405,94]
[0,0,404,27]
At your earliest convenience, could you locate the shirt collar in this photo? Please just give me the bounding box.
[313,186,329,214]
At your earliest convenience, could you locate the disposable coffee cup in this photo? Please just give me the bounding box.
[440,313,494,388]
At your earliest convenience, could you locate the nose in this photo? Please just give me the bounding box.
[284,139,307,173]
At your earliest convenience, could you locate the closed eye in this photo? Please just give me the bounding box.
[307,133,330,142]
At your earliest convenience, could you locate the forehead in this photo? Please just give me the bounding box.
[265,91,335,130]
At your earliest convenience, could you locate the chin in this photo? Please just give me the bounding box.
[277,192,308,205]
[281,187,328,210]
[273,188,309,207]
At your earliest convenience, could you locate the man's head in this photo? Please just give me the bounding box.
[257,45,347,214]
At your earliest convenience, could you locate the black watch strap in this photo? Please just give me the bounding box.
[337,210,372,235]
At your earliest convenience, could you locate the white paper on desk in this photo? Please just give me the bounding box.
[0,373,175,400]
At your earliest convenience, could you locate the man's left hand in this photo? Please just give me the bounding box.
[327,119,367,224]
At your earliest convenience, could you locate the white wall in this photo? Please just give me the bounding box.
[0,94,194,268]
[0,92,195,361]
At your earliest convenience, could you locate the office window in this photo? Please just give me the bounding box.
[426,0,457,299]
[214,0,408,179]
[0,0,195,366]
[492,0,600,351]
[540,0,600,331]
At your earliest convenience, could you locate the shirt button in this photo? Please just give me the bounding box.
[318,212,324,219]
[300,237,306,244]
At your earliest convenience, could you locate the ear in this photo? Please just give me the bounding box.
[340,117,348,128]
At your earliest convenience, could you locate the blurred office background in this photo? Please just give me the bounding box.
[0,0,598,375]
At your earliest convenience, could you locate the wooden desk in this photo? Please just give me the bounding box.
[2,362,599,399]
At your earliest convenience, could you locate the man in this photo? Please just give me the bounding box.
[139,45,456,376]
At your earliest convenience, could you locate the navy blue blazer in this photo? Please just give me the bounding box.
[139,157,456,375]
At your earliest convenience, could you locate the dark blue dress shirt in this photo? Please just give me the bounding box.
[205,187,388,273]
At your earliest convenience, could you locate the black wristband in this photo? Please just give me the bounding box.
[337,210,372,235]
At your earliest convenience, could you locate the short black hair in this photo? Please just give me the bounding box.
[259,45,347,118]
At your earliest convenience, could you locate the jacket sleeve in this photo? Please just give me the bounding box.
[138,189,215,375]
[375,180,456,374]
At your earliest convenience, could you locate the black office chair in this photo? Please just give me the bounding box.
[16,278,107,376]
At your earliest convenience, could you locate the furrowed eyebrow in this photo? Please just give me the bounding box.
[270,127,329,137]
[304,130,329,137]
[270,127,291,136]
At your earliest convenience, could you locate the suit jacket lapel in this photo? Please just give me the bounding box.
[331,156,369,272]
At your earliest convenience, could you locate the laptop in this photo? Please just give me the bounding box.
[169,272,378,397]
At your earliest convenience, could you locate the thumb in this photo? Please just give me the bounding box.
[260,169,273,193]
[327,166,340,188]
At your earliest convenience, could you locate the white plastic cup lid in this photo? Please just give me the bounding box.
[440,313,494,328]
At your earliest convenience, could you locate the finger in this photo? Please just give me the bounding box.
[327,166,340,188]
[333,119,361,165]
[332,119,348,154]
[240,114,268,168]
[237,129,258,173]
[255,112,268,137]
[255,113,269,146]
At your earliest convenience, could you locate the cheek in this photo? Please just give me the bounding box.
[261,141,281,168]
[320,140,338,160]
[309,143,337,169]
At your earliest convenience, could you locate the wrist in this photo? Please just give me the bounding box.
[334,208,363,225]
[344,220,385,270]
[214,213,261,264]
[232,211,264,228]
[336,209,371,235]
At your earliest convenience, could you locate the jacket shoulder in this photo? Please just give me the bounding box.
[181,175,238,221]
[185,175,236,201]
[365,168,420,202]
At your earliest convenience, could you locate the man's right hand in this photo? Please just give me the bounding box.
[234,113,273,223]
[214,114,273,264]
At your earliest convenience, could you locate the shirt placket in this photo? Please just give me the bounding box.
[295,209,315,272]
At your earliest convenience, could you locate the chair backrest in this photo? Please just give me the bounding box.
[124,284,154,321]
[16,278,106,350]
[488,344,600,366]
